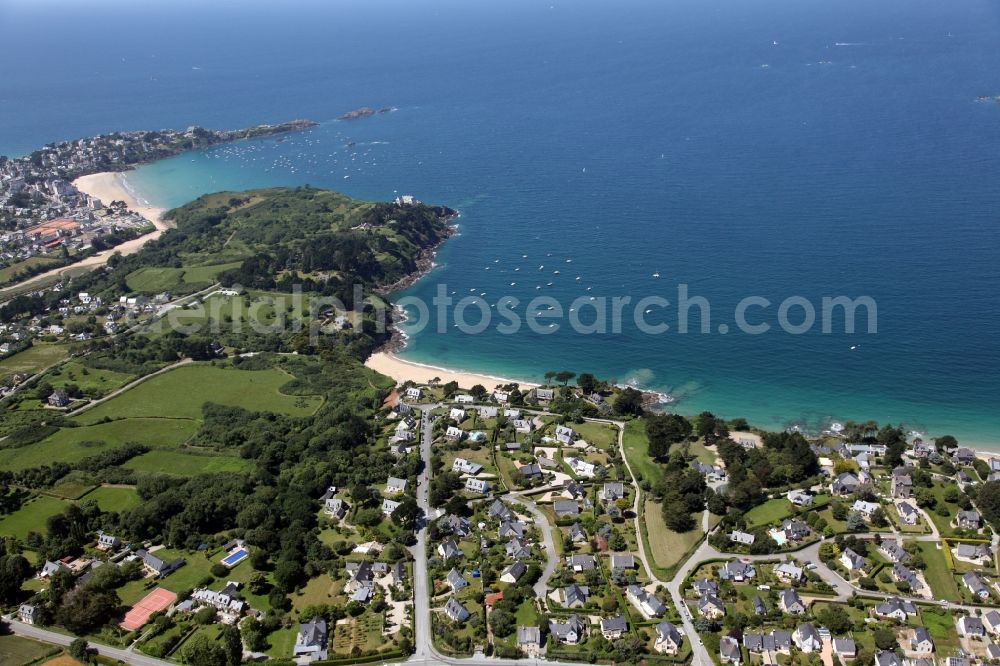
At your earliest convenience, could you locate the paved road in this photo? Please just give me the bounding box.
[503,493,558,598]
[612,420,715,666]
[5,618,172,666]
[410,404,437,661]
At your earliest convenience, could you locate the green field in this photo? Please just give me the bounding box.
[745,498,793,528]
[643,498,702,575]
[572,421,618,449]
[81,485,142,512]
[77,364,323,423]
[153,290,313,337]
[0,417,199,471]
[0,635,60,665]
[0,255,62,285]
[0,342,70,377]
[622,418,663,486]
[0,495,70,540]
[917,541,962,601]
[123,449,253,476]
[42,360,135,396]
[44,480,97,500]
[125,261,241,294]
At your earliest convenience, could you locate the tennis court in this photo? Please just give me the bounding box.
[120,587,177,631]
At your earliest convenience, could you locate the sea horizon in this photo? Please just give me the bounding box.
[3,0,999,450]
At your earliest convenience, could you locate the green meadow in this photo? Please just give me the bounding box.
[0,417,199,472]
[123,449,253,476]
[0,495,70,540]
[77,363,323,423]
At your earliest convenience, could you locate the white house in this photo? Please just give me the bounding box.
[555,425,576,444]
[386,477,407,494]
[465,478,489,495]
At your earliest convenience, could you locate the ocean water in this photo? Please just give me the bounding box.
[2,0,1000,446]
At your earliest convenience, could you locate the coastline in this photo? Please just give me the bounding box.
[0,172,167,297]
[365,351,539,390]
[73,171,169,236]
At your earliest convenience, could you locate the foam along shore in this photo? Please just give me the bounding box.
[74,171,168,235]
[365,351,539,390]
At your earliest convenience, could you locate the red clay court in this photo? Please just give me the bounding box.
[120,587,177,631]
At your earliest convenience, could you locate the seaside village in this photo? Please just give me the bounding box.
[2,367,1000,665]
[0,121,313,287]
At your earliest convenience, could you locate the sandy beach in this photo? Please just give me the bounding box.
[74,171,169,235]
[365,351,538,390]
[0,172,168,298]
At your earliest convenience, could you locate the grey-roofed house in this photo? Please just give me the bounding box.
[465,478,490,495]
[439,514,471,537]
[793,623,822,652]
[957,615,985,637]
[549,614,587,645]
[955,510,982,529]
[730,530,755,545]
[839,547,867,573]
[880,541,909,563]
[911,627,934,653]
[692,578,718,596]
[779,588,805,615]
[136,549,185,577]
[600,482,625,502]
[562,583,590,608]
[499,521,525,539]
[954,542,991,562]
[517,626,541,657]
[446,568,468,591]
[752,596,767,616]
[774,561,803,582]
[896,500,919,525]
[626,584,667,618]
[437,539,462,561]
[720,559,756,581]
[553,500,580,518]
[567,553,596,572]
[568,523,587,543]
[17,604,36,625]
[720,636,742,664]
[874,597,917,621]
[489,500,513,521]
[500,560,527,584]
[875,650,902,666]
[891,563,923,593]
[610,552,636,572]
[444,597,470,623]
[654,621,683,654]
[293,617,328,660]
[832,472,861,495]
[600,614,628,639]
[962,571,990,600]
[698,594,726,619]
[833,638,857,659]
[505,538,531,559]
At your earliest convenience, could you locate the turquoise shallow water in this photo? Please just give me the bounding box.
[3,0,1000,447]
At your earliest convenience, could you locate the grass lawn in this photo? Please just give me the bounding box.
[0,255,62,284]
[81,485,141,512]
[622,419,663,486]
[156,291,313,338]
[687,440,718,465]
[123,449,253,476]
[0,418,199,472]
[0,495,69,539]
[291,575,337,611]
[573,421,618,449]
[0,342,70,377]
[745,498,793,528]
[77,364,323,423]
[44,480,97,500]
[916,541,962,601]
[921,608,959,652]
[265,626,299,659]
[150,549,216,595]
[126,262,241,294]
[514,598,540,625]
[0,635,61,664]
[643,498,702,575]
[43,360,135,396]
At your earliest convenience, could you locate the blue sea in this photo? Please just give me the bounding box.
[3,0,1000,446]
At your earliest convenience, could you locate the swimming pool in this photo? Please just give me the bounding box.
[221,549,248,567]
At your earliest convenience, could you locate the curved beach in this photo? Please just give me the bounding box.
[365,351,538,390]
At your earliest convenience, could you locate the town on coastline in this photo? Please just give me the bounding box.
[0,120,316,292]
[0,135,998,666]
